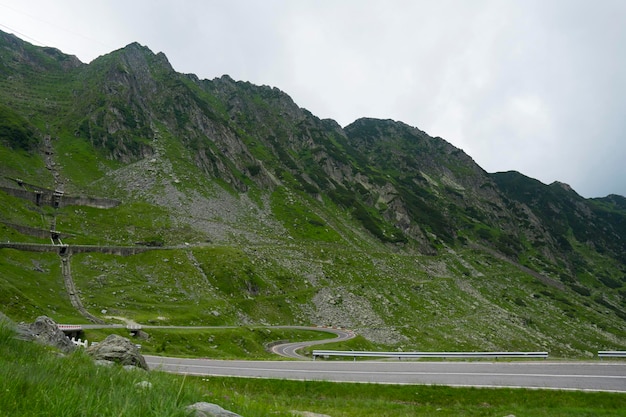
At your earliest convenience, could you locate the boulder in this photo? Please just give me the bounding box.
[21,316,75,353]
[86,334,148,370]
[186,402,242,417]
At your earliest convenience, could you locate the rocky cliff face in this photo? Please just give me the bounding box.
[493,171,626,269]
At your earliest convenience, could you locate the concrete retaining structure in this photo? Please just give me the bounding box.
[0,222,73,240]
[0,242,157,256]
[0,186,120,209]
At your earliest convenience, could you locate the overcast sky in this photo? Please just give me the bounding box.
[1,0,625,198]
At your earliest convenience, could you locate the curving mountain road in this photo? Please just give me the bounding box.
[270,327,355,359]
[144,357,626,392]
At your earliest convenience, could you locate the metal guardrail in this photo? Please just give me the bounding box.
[598,351,626,358]
[57,324,83,332]
[312,350,549,360]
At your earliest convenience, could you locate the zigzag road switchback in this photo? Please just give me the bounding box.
[145,357,626,392]
[269,327,355,359]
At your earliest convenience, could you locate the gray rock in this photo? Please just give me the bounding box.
[86,334,148,370]
[21,316,75,353]
[133,329,151,340]
[93,359,115,367]
[186,402,242,417]
[291,412,333,417]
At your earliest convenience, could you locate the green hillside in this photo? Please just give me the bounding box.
[0,29,625,357]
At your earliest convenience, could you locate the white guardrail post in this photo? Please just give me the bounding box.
[70,337,88,348]
[312,350,549,360]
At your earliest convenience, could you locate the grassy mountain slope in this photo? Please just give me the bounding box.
[0,30,625,357]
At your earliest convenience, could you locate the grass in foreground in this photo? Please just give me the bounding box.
[1,322,625,417]
[194,377,626,417]
[1,325,191,417]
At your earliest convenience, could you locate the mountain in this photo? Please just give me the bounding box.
[1,30,625,356]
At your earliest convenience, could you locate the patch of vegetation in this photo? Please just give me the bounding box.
[0,144,50,187]
[71,250,234,325]
[0,249,78,322]
[70,247,319,326]
[0,191,55,234]
[271,187,343,242]
[56,202,175,245]
[326,183,407,243]
[0,105,39,150]
[54,131,121,189]
[352,201,407,243]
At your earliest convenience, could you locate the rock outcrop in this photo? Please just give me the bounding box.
[19,316,76,353]
[86,334,148,370]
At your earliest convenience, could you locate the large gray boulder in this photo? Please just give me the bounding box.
[186,402,242,417]
[20,316,76,353]
[86,334,148,370]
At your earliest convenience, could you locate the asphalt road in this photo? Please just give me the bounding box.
[270,327,355,359]
[144,357,626,392]
[71,322,626,391]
